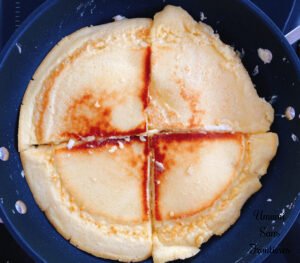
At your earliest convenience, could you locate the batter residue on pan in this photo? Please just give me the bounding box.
[18,5,278,263]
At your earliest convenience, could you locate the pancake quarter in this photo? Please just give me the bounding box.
[151,133,278,263]
[20,137,151,262]
[18,18,151,151]
[148,6,273,133]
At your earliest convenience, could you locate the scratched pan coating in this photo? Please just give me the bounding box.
[0,0,300,262]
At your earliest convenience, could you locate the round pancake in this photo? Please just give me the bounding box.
[151,133,278,263]
[18,5,279,263]
[148,6,273,133]
[20,138,151,262]
[18,18,152,151]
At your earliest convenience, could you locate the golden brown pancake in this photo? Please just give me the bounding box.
[20,137,152,262]
[151,133,278,263]
[148,6,273,133]
[18,18,152,151]
[18,5,279,263]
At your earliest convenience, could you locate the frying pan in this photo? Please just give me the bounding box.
[0,0,300,262]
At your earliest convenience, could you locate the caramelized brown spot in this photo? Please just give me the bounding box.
[176,78,204,127]
[35,38,149,142]
[62,92,113,137]
[141,139,149,221]
[36,43,90,141]
[60,91,146,139]
[155,132,242,143]
[61,136,144,152]
[136,28,150,41]
[130,159,138,168]
[141,47,151,109]
[110,226,117,234]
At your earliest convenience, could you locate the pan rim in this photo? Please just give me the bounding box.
[0,1,59,261]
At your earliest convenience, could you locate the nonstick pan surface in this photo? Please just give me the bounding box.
[0,0,300,262]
